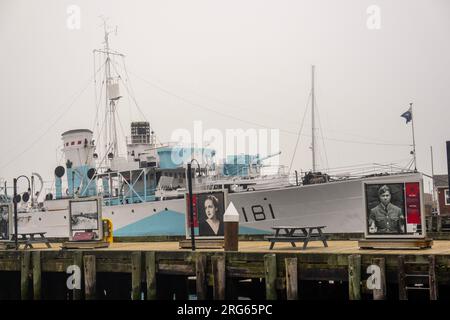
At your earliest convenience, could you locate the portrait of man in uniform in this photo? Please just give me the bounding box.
[366,184,406,235]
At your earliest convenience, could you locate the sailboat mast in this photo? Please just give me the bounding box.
[311,65,316,173]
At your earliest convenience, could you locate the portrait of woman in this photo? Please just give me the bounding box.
[198,194,224,237]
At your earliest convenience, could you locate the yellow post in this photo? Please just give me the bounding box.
[102,218,113,243]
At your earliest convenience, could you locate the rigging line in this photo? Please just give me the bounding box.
[111,59,163,145]
[0,65,103,165]
[120,57,137,122]
[288,91,312,174]
[115,109,128,157]
[91,68,106,133]
[315,157,413,172]
[314,98,329,172]
[93,52,98,128]
[126,65,408,146]
[0,67,104,173]
[113,59,146,121]
[127,70,412,148]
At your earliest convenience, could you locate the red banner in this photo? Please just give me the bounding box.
[186,194,198,227]
[405,182,421,224]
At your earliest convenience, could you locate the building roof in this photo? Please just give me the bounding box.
[433,174,448,188]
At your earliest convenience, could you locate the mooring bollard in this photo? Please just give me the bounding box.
[224,202,239,251]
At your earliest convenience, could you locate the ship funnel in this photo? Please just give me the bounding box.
[61,129,97,197]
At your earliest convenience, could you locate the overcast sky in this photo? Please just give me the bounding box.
[0,0,449,192]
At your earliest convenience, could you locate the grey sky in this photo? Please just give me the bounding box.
[0,0,449,192]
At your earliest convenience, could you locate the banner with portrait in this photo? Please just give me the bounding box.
[69,197,103,241]
[363,179,425,239]
[185,190,228,239]
[0,204,12,241]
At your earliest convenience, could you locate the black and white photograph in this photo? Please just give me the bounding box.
[0,204,10,241]
[69,199,100,231]
[365,183,406,235]
[197,192,225,237]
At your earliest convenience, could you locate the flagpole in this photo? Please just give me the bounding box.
[410,102,417,172]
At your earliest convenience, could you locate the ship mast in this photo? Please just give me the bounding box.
[311,65,317,173]
[95,20,123,166]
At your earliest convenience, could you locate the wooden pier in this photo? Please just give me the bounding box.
[1,240,450,300]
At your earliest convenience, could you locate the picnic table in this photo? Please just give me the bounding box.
[11,232,52,249]
[266,226,328,250]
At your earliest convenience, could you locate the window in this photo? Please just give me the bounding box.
[78,141,82,145]
[71,141,75,146]
[445,189,450,206]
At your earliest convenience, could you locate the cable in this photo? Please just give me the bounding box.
[112,59,163,146]
[126,69,411,147]
[315,99,329,172]
[0,65,105,173]
[288,92,311,174]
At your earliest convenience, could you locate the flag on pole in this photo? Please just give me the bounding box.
[400,106,412,124]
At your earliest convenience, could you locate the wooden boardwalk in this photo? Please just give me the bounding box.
[1,240,450,300]
[14,240,450,255]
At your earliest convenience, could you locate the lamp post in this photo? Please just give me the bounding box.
[13,175,31,250]
[187,159,201,251]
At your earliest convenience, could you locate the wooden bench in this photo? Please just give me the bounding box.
[266,226,328,250]
[11,232,52,249]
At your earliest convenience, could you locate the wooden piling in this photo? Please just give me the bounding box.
[32,251,41,300]
[131,251,142,300]
[398,255,407,300]
[83,255,96,300]
[429,255,438,300]
[371,257,386,300]
[73,251,83,300]
[212,255,226,300]
[20,251,31,300]
[195,253,207,300]
[285,258,298,300]
[264,254,277,300]
[348,254,361,300]
[145,251,157,300]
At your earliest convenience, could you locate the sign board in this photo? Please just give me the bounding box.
[363,178,426,239]
[0,203,12,241]
[185,190,228,239]
[69,197,103,241]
